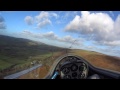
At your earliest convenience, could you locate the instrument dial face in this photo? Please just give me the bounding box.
[71,64,78,71]
[62,67,70,74]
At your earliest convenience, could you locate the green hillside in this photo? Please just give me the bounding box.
[0,35,65,72]
[1,35,120,79]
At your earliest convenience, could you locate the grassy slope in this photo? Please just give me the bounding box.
[70,49,120,72]
[0,35,65,78]
[18,49,120,79]
[1,35,120,79]
[18,51,65,79]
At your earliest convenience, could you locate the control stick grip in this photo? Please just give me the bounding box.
[51,71,59,79]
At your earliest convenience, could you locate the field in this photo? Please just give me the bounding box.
[18,49,120,79]
[70,49,120,72]
[0,35,66,78]
[0,35,120,79]
[18,51,66,79]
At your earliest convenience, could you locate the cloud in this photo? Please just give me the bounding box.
[114,15,120,35]
[42,31,80,45]
[94,46,120,57]
[21,30,43,38]
[94,40,120,46]
[35,11,58,29]
[35,11,59,22]
[21,30,81,46]
[24,11,59,29]
[35,11,49,22]
[56,11,78,25]
[24,16,34,25]
[21,30,58,40]
[64,11,120,46]
[58,35,79,44]
[50,12,59,19]
[42,31,58,40]
[37,19,51,28]
[22,30,33,35]
[0,16,6,29]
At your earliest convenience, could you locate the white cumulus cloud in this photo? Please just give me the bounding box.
[35,11,49,22]
[25,11,59,29]
[24,16,34,25]
[21,30,81,46]
[64,11,120,46]
[43,31,58,40]
[35,11,58,29]
[37,19,51,29]
[51,12,59,19]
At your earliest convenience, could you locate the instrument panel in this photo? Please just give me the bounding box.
[58,56,89,79]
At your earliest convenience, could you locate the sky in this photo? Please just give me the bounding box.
[0,11,120,57]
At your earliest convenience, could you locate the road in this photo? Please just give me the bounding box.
[4,64,42,79]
